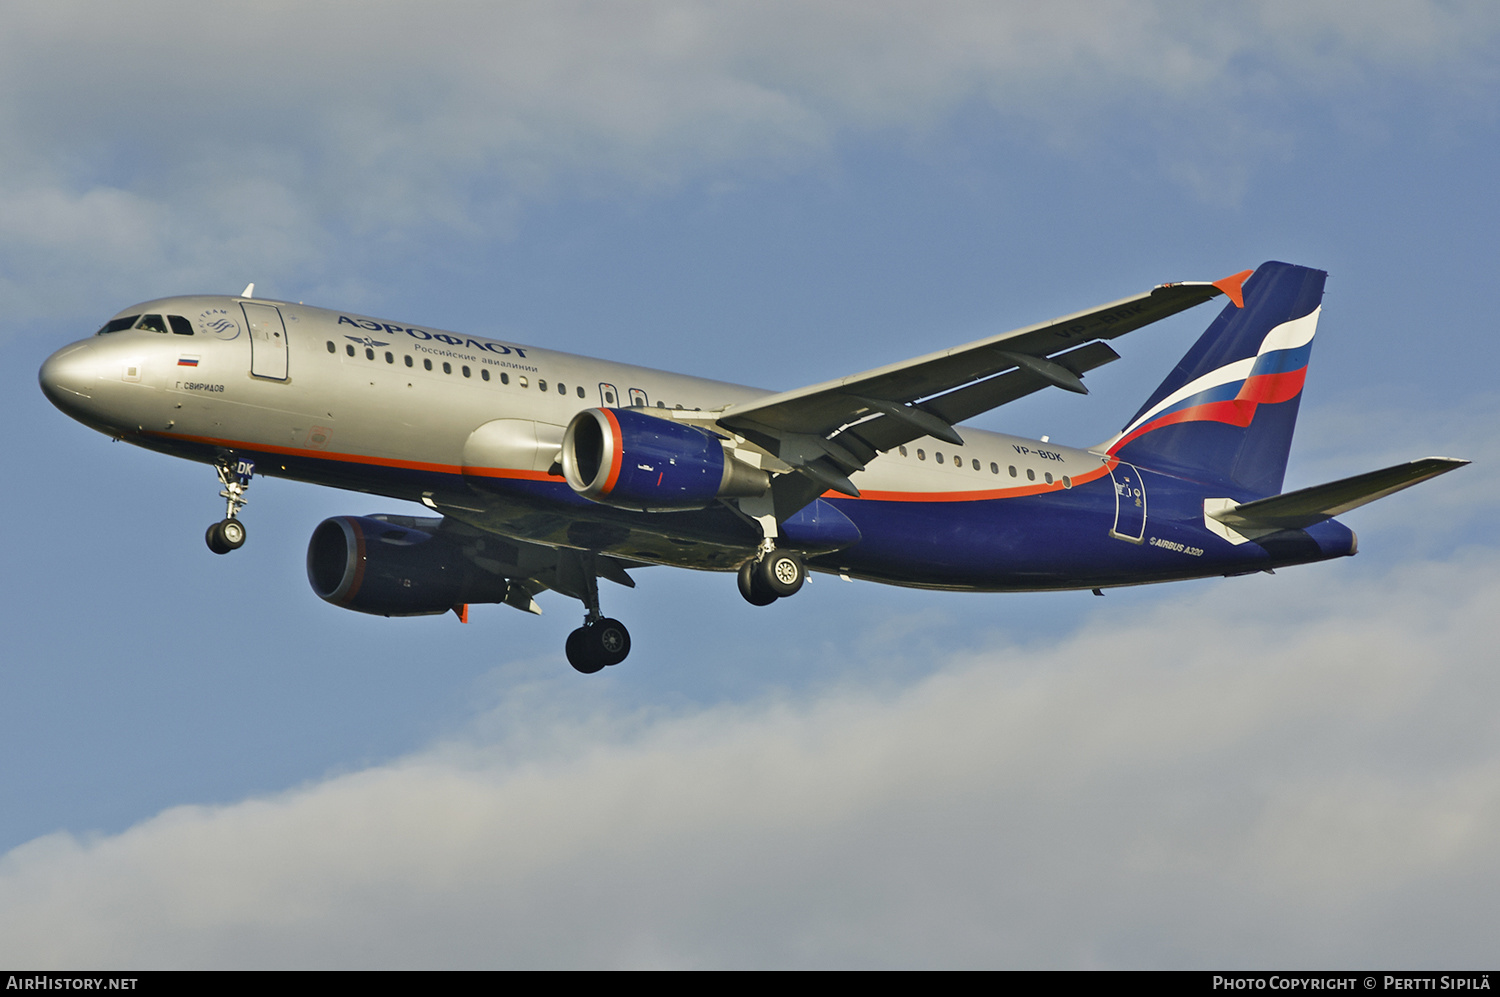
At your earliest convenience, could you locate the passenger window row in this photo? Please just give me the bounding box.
[324,339,706,411]
[327,339,593,396]
[894,444,1071,488]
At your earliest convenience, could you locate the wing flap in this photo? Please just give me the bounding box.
[920,341,1120,429]
[818,341,1121,458]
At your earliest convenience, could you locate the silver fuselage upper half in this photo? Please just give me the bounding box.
[39,295,1112,511]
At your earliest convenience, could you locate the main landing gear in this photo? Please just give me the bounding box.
[737,547,806,606]
[205,458,254,555]
[564,554,632,674]
[565,617,631,674]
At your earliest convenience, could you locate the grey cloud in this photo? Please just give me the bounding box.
[0,174,327,323]
[1287,396,1496,552]
[1,546,1496,968]
[3,2,1496,322]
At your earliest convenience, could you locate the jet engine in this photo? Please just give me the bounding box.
[561,407,769,511]
[306,516,508,616]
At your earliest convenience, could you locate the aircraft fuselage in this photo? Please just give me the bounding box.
[39,294,1357,593]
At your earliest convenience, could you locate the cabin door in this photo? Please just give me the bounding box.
[241,303,289,380]
[1108,461,1147,543]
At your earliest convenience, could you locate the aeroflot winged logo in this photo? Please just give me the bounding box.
[1108,307,1319,453]
[344,335,389,349]
[337,315,529,358]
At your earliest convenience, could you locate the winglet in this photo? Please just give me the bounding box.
[1212,269,1252,308]
[453,603,469,623]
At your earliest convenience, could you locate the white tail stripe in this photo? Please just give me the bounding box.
[1259,307,1320,354]
[1115,307,1321,438]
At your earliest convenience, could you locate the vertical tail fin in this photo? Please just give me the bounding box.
[1105,261,1326,496]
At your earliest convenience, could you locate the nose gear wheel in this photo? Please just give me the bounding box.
[205,458,254,554]
[206,518,247,555]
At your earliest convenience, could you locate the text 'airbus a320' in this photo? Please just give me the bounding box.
[40,261,1465,672]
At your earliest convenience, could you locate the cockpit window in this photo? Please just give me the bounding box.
[136,314,168,334]
[96,316,141,335]
[168,315,194,336]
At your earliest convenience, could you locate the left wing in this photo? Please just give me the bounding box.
[385,511,645,614]
[710,270,1250,505]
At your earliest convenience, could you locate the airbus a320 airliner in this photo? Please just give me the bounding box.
[39,262,1465,672]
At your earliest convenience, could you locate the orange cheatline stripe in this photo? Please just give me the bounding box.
[822,462,1112,503]
[149,430,1112,505]
[149,430,464,475]
[460,466,562,482]
[151,430,562,482]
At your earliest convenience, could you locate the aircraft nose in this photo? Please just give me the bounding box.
[39,342,95,413]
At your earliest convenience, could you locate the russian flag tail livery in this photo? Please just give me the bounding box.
[1106,261,1326,496]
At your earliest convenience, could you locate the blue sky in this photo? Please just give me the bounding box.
[2,2,1498,968]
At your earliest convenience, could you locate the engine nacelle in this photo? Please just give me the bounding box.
[306,516,508,616]
[561,407,769,511]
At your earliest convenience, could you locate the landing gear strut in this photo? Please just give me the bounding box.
[732,497,808,607]
[564,551,632,674]
[206,458,254,555]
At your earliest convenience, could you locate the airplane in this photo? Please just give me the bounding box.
[39,261,1466,673]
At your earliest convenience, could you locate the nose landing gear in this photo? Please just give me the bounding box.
[205,458,254,555]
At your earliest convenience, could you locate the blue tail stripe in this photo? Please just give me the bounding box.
[1250,342,1313,377]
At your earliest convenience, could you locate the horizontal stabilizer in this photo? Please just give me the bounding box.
[1209,457,1469,531]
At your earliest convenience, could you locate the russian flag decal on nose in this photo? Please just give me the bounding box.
[178,356,200,367]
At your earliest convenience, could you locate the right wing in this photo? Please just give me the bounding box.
[709,270,1251,506]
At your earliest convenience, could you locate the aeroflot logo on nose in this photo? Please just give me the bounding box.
[337,315,528,358]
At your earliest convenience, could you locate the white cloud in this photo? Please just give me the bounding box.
[2,545,1496,968]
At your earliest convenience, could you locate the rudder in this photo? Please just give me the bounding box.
[1105,261,1326,496]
